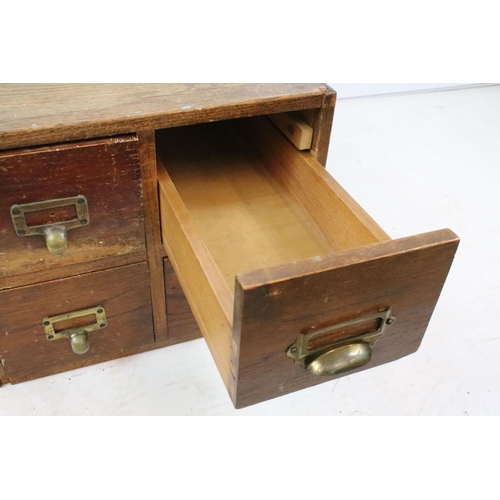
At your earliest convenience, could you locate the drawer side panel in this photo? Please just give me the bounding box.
[163,258,202,343]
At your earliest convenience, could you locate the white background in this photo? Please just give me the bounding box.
[329,83,478,98]
[2,0,498,495]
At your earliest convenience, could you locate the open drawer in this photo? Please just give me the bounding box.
[156,116,459,408]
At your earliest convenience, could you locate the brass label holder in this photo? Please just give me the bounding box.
[42,305,107,355]
[11,195,90,255]
[287,308,396,376]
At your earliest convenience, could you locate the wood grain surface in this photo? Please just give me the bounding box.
[163,259,202,343]
[154,117,459,408]
[157,121,334,291]
[268,112,314,150]
[158,159,234,388]
[137,130,168,341]
[156,116,396,400]
[0,135,146,290]
[234,116,391,248]
[311,85,337,166]
[231,230,459,407]
[0,84,329,150]
[0,262,154,383]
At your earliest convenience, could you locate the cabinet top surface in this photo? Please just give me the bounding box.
[0,83,329,150]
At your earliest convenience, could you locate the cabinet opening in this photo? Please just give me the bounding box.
[156,116,389,293]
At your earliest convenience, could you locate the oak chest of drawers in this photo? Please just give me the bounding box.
[0,84,459,408]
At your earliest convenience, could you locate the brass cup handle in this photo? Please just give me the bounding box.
[287,308,396,376]
[305,342,373,376]
[11,195,90,255]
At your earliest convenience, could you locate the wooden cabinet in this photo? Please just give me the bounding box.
[0,84,459,408]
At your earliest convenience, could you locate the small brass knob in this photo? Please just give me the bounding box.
[69,331,90,355]
[43,225,68,255]
[306,342,373,376]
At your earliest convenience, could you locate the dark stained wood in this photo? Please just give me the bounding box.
[0,337,198,387]
[231,229,459,408]
[137,130,168,341]
[163,259,202,342]
[0,136,146,290]
[0,84,327,150]
[1,254,148,291]
[0,262,154,383]
[311,85,337,166]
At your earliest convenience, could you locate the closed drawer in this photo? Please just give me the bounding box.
[0,262,153,383]
[0,135,146,290]
[157,116,459,408]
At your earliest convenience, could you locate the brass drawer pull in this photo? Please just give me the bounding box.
[287,308,396,376]
[42,305,107,355]
[11,195,90,255]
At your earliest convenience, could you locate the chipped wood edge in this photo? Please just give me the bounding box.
[311,85,337,166]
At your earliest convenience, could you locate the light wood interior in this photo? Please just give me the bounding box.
[157,117,389,292]
[159,132,332,290]
[156,115,390,389]
[268,111,314,150]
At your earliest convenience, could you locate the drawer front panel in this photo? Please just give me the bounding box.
[0,262,154,383]
[0,136,146,288]
[232,230,459,408]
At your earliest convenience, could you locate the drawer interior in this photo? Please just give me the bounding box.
[157,117,390,292]
[156,116,459,407]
